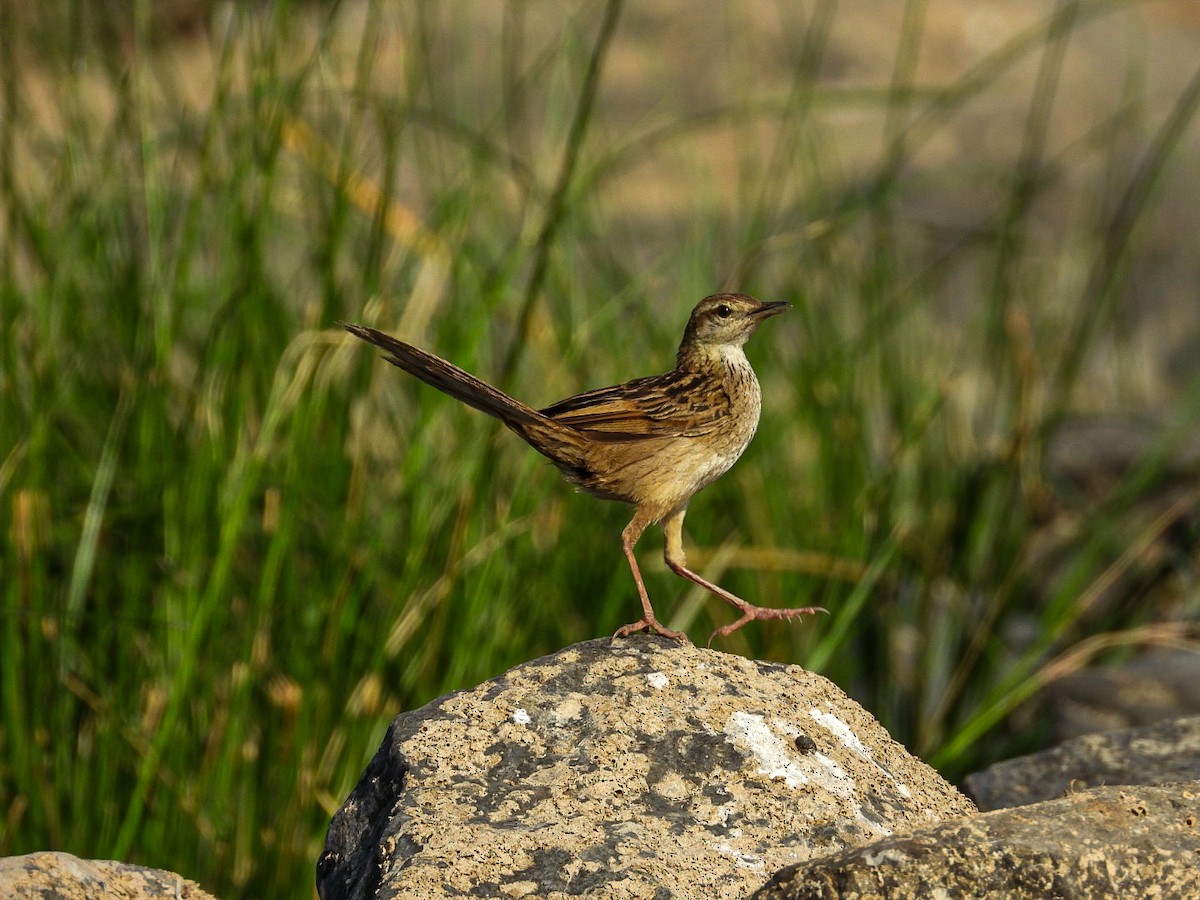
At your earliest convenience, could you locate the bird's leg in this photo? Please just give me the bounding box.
[661,508,827,643]
[613,510,689,643]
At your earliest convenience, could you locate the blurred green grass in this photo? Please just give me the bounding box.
[3,1,1200,896]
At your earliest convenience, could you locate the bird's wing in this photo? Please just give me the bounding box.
[540,371,730,442]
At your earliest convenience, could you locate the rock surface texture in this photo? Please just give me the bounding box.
[751,782,1200,899]
[317,636,975,899]
[965,714,1200,810]
[0,851,218,899]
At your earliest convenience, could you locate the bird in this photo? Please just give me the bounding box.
[345,292,825,642]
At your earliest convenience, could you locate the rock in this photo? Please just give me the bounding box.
[751,782,1200,900]
[1045,650,1200,742]
[317,636,975,900]
[0,851,218,899]
[964,715,1200,811]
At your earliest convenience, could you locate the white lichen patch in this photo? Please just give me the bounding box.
[652,771,691,801]
[690,796,737,829]
[810,707,912,798]
[550,696,583,726]
[724,712,810,788]
[646,672,670,690]
[809,709,869,757]
[864,847,913,867]
[723,712,894,839]
[711,840,766,873]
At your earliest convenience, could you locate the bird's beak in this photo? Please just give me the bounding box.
[752,301,792,319]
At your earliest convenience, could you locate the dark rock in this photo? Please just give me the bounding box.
[0,851,217,899]
[317,636,975,899]
[751,783,1200,900]
[1046,650,1200,742]
[964,714,1200,811]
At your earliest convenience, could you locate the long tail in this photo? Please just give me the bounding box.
[345,324,549,431]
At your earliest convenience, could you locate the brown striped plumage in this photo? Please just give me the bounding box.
[345,293,825,642]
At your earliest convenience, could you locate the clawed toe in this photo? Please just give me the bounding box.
[708,604,829,644]
[612,617,690,643]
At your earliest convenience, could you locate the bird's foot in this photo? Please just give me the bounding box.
[612,616,690,643]
[708,603,828,644]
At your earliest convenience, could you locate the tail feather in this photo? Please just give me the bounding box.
[345,324,545,426]
[348,321,643,496]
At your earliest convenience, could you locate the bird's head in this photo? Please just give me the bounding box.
[677,293,790,365]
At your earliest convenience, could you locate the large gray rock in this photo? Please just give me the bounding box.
[1045,650,1200,742]
[965,714,1200,811]
[317,636,975,899]
[751,782,1200,900]
[0,851,218,899]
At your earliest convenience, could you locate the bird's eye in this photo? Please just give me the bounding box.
[715,304,732,318]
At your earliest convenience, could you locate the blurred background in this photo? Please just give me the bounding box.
[3,1,1200,896]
